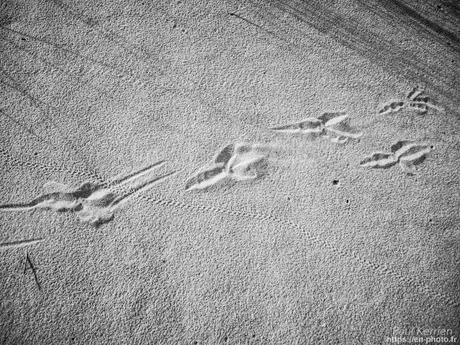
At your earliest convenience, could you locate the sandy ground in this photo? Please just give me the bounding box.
[0,0,459,344]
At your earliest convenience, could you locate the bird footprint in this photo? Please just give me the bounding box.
[378,86,443,115]
[185,143,268,191]
[271,112,362,144]
[360,140,432,174]
[0,160,176,226]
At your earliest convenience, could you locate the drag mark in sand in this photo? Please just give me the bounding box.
[0,238,44,250]
[360,140,433,174]
[185,143,270,191]
[0,160,176,226]
[271,112,363,144]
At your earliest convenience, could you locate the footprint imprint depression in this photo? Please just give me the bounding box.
[185,142,272,191]
[377,86,444,116]
[271,111,363,144]
[0,160,176,226]
[360,140,433,175]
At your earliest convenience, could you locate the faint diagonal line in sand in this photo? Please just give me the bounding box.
[24,252,42,290]
[109,170,177,208]
[248,0,459,106]
[0,36,129,107]
[355,0,460,50]
[228,12,290,45]
[0,107,51,146]
[107,161,166,189]
[0,68,106,184]
[0,238,44,250]
[47,0,164,74]
[0,26,144,83]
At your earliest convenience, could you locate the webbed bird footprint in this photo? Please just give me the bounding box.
[271,112,362,144]
[360,140,432,174]
[0,160,176,226]
[378,86,443,115]
[185,143,269,191]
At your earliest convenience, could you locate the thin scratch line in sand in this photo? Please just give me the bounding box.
[0,238,44,250]
[0,36,122,105]
[251,0,458,105]
[0,70,105,185]
[0,26,143,83]
[0,107,51,145]
[47,0,163,71]
[24,252,42,290]
[228,12,291,45]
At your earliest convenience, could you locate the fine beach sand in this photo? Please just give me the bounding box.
[1,0,459,344]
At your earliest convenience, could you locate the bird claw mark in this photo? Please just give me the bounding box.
[317,112,348,127]
[359,152,398,169]
[378,87,443,115]
[406,86,425,101]
[360,140,432,174]
[271,112,362,144]
[395,141,431,167]
[227,149,266,181]
[324,118,363,144]
[378,100,405,115]
[213,144,237,168]
[0,161,175,226]
[185,166,227,191]
[185,143,269,191]
[390,140,430,159]
[270,118,323,134]
[328,135,349,144]
[231,170,258,181]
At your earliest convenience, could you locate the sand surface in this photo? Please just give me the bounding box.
[0,0,459,344]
